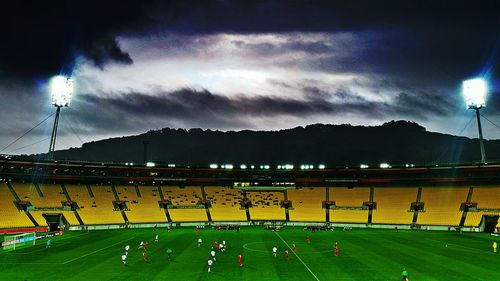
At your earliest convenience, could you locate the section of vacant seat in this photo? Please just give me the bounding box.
[66,184,123,225]
[372,188,417,224]
[0,183,33,228]
[205,186,247,221]
[329,187,370,223]
[115,185,167,223]
[417,187,467,226]
[287,187,325,222]
[464,186,500,226]
[162,186,207,222]
[247,191,285,220]
[11,183,79,226]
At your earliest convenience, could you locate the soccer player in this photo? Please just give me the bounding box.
[306,235,311,244]
[285,249,290,260]
[46,239,51,248]
[154,234,158,243]
[144,241,149,250]
[142,250,148,262]
[166,248,173,260]
[493,241,497,253]
[125,244,130,255]
[272,246,277,257]
[196,227,199,236]
[334,241,339,257]
[121,254,127,265]
[207,259,213,272]
[402,269,408,281]
[219,243,225,252]
[214,241,219,249]
[138,241,144,250]
[198,237,203,247]
[237,253,243,267]
[292,243,296,253]
[211,248,216,261]
[223,240,226,250]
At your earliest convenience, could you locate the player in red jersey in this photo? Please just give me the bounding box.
[334,241,339,257]
[196,227,199,236]
[214,241,219,249]
[306,235,311,244]
[292,243,297,253]
[285,249,290,260]
[237,253,243,267]
[144,241,149,250]
[142,250,148,262]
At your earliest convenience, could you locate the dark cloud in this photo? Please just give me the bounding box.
[2,0,498,81]
[62,85,469,134]
[0,0,153,80]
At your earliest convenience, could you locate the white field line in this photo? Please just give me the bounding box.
[275,232,320,281]
[62,237,134,264]
[425,238,496,254]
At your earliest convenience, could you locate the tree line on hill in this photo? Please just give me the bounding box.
[40,120,500,167]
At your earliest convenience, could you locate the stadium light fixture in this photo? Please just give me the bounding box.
[360,164,369,169]
[210,164,218,169]
[168,164,176,168]
[379,163,391,169]
[318,164,325,170]
[463,78,487,109]
[463,78,488,164]
[240,164,247,169]
[48,75,74,158]
[222,164,234,170]
[146,162,155,167]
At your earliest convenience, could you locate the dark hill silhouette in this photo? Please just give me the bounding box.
[47,120,500,166]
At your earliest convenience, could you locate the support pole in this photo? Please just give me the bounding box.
[475,108,487,164]
[48,106,62,158]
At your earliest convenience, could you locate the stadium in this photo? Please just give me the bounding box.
[1,1,499,281]
[0,156,499,280]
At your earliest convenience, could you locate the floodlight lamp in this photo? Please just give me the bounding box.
[146,162,155,167]
[51,75,73,107]
[463,78,487,109]
[210,164,218,169]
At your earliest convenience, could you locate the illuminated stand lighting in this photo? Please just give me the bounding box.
[48,76,73,158]
[463,78,488,164]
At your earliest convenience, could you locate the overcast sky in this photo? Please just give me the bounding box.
[0,0,499,155]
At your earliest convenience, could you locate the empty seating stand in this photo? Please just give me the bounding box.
[287,187,325,222]
[417,187,468,226]
[372,187,417,225]
[162,186,207,222]
[247,191,285,220]
[205,186,247,221]
[329,187,370,223]
[464,187,500,226]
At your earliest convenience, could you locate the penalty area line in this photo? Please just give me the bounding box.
[62,237,135,264]
[275,232,320,281]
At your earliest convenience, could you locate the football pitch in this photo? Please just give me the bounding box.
[0,227,498,281]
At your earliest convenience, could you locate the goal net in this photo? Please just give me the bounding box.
[1,232,36,250]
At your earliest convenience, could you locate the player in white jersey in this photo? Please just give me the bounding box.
[272,246,277,257]
[222,240,226,250]
[219,243,225,252]
[121,254,127,265]
[154,234,158,243]
[125,244,130,255]
[198,238,202,247]
[210,249,216,261]
[207,259,213,272]
[138,241,144,249]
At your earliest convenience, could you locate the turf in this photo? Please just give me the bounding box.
[0,227,499,281]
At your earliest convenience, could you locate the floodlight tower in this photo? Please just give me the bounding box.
[48,76,73,157]
[462,78,488,164]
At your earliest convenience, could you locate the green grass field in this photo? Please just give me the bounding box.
[0,227,498,281]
